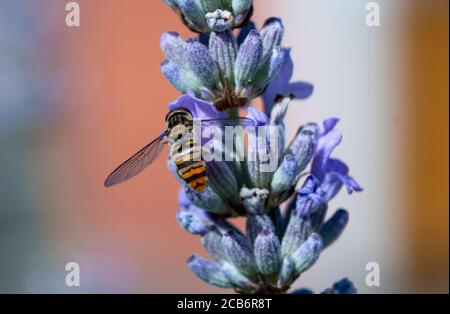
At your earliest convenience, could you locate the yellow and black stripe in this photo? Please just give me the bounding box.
[169,130,207,192]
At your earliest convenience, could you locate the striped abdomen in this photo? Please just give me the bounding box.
[169,126,207,192]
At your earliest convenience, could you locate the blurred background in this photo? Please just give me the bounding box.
[0,0,447,293]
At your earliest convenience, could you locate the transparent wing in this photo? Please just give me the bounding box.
[199,117,256,129]
[104,134,166,187]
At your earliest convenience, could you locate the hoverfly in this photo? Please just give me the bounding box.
[104,108,254,192]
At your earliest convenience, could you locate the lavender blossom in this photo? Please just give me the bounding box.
[160,1,363,294]
[169,92,362,293]
[160,17,286,110]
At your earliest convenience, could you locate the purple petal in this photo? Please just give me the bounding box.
[331,172,363,194]
[262,48,293,116]
[246,106,268,126]
[311,118,362,201]
[168,93,228,120]
[325,157,349,174]
[320,159,362,201]
[311,128,343,181]
[321,117,340,136]
[287,81,314,100]
[298,175,320,196]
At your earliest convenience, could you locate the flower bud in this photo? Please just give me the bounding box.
[201,226,227,261]
[205,9,233,32]
[281,208,312,257]
[246,142,275,190]
[246,214,275,245]
[320,209,349,248]
[187,254,233,288]
[161,59,203,95]
[176,205,213,235]
[291,233,323,275]
[232,0,252,16]
[163,0,253,33]
[206,160,239,203]
[186,38,218,89]
[254,229,282,276]
[252,46,285,93]
[177,0,209,32]
[184,185,229,214]
[222,230,257,278]
[240,187,269,214]
[234,30,262,90]
[271,154,300,195]
[222,262,257,291]
[285,123,319,173]
[277,257,295,288]
[160,32,187,67]
[209,30,236,83]
[295,176,324,217]
[260,18,284,59]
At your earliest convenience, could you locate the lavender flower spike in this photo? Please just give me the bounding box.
[160,0,363,294]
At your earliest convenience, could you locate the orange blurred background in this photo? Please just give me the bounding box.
[0,0,447,293]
